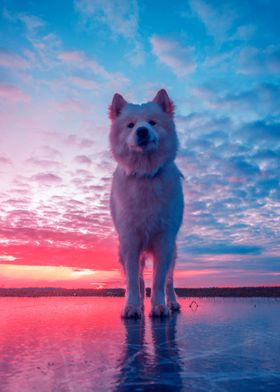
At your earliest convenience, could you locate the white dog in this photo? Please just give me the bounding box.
[109,89,184,318]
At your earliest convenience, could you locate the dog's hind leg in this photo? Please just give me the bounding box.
[139,254,146,309]
[166,247,180,311]
[150,235,175,317]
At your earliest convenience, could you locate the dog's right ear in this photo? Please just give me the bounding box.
[109,93,127,120]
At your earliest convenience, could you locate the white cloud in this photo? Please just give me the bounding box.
[74,0,145,65]
[0,255,17,262]
[238,45,280,75]
[74,0,139,39]
[190,0,236,41]
[18,14,45,32]
[231,24,256,41]
[150,35,196,76]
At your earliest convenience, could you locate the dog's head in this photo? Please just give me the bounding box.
[108,89,178,176]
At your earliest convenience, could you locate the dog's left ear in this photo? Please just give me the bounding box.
[109,93,127,120]
[153,89,174,117]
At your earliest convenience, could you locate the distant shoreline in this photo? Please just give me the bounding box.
[0,287,280,297]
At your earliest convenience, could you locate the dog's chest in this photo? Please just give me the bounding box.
[112,172,170,225]
[130,176,163,203]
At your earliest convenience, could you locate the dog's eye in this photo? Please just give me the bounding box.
[149,120,157,126]
[127,122,135,128]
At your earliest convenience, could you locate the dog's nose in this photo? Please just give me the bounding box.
[136,127,149,146]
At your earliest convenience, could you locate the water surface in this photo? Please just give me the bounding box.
[0,297,279,391]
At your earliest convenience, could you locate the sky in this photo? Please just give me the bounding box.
[0,0,279,288]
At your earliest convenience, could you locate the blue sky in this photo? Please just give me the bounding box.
[0,0,279,287]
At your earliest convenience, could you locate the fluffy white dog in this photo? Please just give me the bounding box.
[109,89,184,318]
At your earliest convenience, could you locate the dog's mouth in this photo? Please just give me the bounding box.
[129,139,158,153]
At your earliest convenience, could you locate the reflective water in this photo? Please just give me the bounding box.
[0,297,279,392]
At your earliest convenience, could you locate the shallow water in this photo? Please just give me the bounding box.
[0,297,279,392]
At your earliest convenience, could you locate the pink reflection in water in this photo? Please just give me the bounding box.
[0,297,279,392]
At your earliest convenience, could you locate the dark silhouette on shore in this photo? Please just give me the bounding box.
[0,286,279,297]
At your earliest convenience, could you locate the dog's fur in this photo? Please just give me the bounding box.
[109,89,184,318]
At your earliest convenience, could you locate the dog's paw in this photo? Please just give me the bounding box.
[121,304,143,319]
[167,301,181,312]
[149,304,170,318]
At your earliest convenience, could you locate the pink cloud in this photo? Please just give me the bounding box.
[31,172,62,184]
[36,146,61,159]
[56,98,90,113]
[25,157,61,169]
[58,50,84,62]
[0,84,30,103]
[70,76,101,90]
[0,50,29,69]
[74,155,92,165]
[0,156,12,165]
[64,134,95,148]
[58,50,110,78]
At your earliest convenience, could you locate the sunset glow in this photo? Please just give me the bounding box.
[0,0,279,288]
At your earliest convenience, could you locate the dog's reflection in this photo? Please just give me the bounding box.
[114,314,183,391]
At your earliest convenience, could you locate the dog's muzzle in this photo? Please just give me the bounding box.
[136,127,151,146]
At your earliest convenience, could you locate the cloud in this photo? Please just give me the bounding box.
[38,146,61,159]
[74,0,144,65]
[189,82,280,122]
[227,157,260,177]
[150,35,196,76]
[25,157,61,169]
[189,0,236,41]
[64,134,95,148]
[0,84,30,103]
[0,50,29,69]
[31,173,63,185]
[74,0,139,39]
[58,51,83,62]
[70,76,101,90]
[0,255,17,262]
[238,120,280,146]
[0,156,12,165]
[175,102,279,267]
[56,98,90,113]
[238,45,280,75]
[58,50,111,79]
[183,242,263,255]
[74,155,92,165]
[58,50,129,87]
[18,14,45,32]
[231,24,256,41]
[177,112,231,139]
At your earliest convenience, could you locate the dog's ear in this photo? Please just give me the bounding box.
[153,89,174,116]
[109,93,127,120]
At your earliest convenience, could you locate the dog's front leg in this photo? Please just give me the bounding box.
[120,241,143,319]
[166,251,181,312]
[150,235,175,317]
